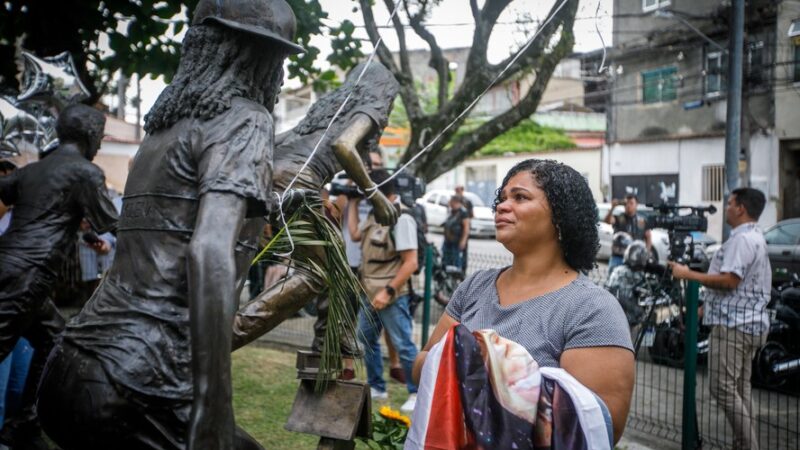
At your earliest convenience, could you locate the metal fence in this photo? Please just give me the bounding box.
[253,246,799,449]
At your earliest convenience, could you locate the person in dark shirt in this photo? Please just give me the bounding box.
[37,1,300,449]
[604,194,651,269]
[0,103,117,446]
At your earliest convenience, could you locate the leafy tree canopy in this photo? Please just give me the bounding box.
[0,0,363,101]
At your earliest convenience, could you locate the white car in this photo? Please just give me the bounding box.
[418,189,496,238]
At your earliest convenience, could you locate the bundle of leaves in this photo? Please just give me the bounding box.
[360,406,411,449]
[252,196,363,387]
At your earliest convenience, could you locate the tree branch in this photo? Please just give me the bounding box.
[465,0,513,77]
[405,1,449,111]
[492,0,579,86]
[358,0,423,121]
[425,26,576,180]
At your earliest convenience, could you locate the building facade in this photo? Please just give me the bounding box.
[604,0,800,238]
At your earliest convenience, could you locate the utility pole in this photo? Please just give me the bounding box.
[723,0,745,241]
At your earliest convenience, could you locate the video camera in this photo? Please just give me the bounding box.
[645,203,717,265]
[328,169,426,207]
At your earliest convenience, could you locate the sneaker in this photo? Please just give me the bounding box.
[370,387,388,400]
[400,393,417,412]
[339,368,355,381]
[389,367,406,384]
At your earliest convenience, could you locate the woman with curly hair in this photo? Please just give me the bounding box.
[412,159,634,444]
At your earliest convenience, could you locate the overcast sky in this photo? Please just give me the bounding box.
[126,0,612,124]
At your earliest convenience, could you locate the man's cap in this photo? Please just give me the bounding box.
[193,0,305,54]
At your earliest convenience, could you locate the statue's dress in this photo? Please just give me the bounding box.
[38,97,272,450]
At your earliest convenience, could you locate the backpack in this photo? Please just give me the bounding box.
[397,204,429,275]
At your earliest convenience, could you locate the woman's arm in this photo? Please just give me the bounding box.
[412,312,459,384]
[332,113,396,226]
[459,217,470,250]
[560,347,635,444]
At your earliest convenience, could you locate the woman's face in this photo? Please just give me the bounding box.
[494,172,557,252]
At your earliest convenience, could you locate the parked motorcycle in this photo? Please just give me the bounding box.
[606,240,710,367]
[753,274,800,389]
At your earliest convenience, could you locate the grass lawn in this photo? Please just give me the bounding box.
[232,345,412,448]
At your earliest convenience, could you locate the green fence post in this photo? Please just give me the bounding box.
[421,244,433,347]
[682,280,700,450]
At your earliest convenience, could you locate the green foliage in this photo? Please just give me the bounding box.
[0,0,361,99]
[360,406,411,450]
[252,197,363,389]
[474,119,577,156]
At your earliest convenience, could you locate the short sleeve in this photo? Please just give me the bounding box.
[394,214,417,251]
[78,167,119,234]
[445,270,483,322]
[196,100,273,217]
[563,288,633,352]
[720,235,753,279]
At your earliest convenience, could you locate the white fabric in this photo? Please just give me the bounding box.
[404,336,444,449]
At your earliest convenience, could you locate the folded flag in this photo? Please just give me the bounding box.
[405,325,613,450]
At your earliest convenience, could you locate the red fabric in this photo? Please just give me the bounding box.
[423,328,476,449]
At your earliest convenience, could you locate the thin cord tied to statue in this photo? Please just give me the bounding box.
[274,0,404,257]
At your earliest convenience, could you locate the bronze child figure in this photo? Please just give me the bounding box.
[36,0,302,449]
[0,104,117,447]
[232,61,401,350]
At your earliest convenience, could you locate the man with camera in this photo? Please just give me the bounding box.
[605,194,652,270]
[670,187,771,450]
[347,168,419,413]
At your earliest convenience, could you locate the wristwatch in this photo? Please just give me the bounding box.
[384,285,396,298]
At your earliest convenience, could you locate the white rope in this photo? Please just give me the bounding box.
[594,0,608,74]
[366,0,572,193]
[275,0,403,256]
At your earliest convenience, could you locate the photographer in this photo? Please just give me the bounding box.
[605,194,652,269]
[669,188,771,450]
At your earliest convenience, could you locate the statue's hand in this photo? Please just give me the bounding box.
[270,189,320,222]
[370,191,398,226]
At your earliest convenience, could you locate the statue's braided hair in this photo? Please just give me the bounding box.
[144,24,286,133]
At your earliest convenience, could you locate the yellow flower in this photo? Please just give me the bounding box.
[378,406,411,428]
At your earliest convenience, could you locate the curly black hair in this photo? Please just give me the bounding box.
[494,159,599,273]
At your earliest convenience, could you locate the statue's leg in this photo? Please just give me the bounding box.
[232,273,324,351]
[39,342,188,450]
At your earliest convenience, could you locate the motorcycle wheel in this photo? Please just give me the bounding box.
[650,326,685,368]
[753,341,788,388]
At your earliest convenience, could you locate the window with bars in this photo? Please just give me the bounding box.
[642,0,670,12]
[642,67,677,103]
[702,165,726,202]
[706,51,726,96]
[794,44,800,83]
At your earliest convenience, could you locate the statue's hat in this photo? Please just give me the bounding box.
[193,0,305,54]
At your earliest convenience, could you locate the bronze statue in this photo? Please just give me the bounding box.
[232,61,401,351]
[0,103,117,447]
[36,0,301,449]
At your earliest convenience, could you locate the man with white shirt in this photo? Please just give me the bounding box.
[670,187,771,450]
[348,169,419,412]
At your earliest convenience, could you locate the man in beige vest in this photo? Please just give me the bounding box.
[347,169,419,412]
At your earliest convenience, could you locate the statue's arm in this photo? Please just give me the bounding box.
[187,191,246,450]
[332,113,397,226]
[332,114,375,193]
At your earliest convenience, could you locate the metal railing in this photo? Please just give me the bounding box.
[252,246,799,449]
